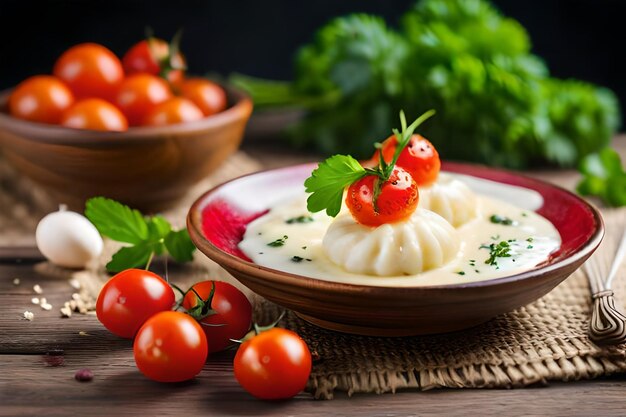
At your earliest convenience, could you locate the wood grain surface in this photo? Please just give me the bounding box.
[2,141,626,416]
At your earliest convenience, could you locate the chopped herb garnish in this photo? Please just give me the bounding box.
[521,212,528,217]
[291,256,304,263]
[489,214,517,226]
[306,258,312,262]
[302,246,307,250]
[286,215,314,224]
[456,271,466,275]
[257,232,262,235]
[482,241,513,266]
[490,234,500,241]
[258,252,264,255]
[527,245,534,249]
[267,235,288,247]
[475,269,480,273]
[526,237,534,242]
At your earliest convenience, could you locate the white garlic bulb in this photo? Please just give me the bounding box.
[35,205,103,268]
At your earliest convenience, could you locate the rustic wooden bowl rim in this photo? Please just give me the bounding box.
[188,162,604,294]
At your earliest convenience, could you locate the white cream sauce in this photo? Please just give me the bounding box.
[238,176,561,287]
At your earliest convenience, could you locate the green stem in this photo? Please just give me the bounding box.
[144,251,155,271]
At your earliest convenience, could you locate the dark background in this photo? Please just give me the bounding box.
[1,0,625,124]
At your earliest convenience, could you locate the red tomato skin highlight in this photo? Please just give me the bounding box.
[134,311,208,382]
[114,73,172,126]
[9,75,74,124]
[96,269,175,339]
[122,39,167,76]
[379,134,441,186]
[53,43,124,101]
[179,78,227,116]
[182,281,252,353]
[346,166,419,227]
[122,38,186,88]
[234,328,312,400]
[61,98,128,131]
[143,97,203,126]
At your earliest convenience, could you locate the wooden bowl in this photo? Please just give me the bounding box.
[0,85,252,212]
[187,163,604,336]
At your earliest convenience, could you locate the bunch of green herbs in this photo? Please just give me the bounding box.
[231,0,620,169]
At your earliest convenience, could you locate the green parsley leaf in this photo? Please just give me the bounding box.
[148,216,172,240]
[85,197,149,244]
[304,155,366,217]
[164,229,196,263]
[106,242,156,273]
[577,147,626,207]
[85,197,197,271]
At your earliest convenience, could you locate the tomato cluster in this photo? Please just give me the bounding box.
[8,36,227,131]
[348,134,441,226]
[96,268,311,399]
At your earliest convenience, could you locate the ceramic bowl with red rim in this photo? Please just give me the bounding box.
[187,162,603,336]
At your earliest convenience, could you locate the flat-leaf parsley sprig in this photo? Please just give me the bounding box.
[304,109,435,217]
[85,197,196,273]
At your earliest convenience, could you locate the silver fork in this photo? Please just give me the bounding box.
[585,226,626,345]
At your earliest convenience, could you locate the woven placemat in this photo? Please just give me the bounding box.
[1,153,625,400]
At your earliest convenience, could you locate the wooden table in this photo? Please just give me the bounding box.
[1,141,626,417]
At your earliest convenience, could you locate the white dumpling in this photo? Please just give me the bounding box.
[322,209,459,276]
[419,174,478,227]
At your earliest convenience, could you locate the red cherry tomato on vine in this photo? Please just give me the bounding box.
[182,281,252,353]
[378,134,441,186]
[122,38,186,87]
[234,328,311,399]
[346,166,419,227]
[96,269,175,338]
[9,76,74,124]
[53,43,124,101]
[61,98,128,131]
[115,74,172,126]
[143,97,203,126]
[179,78,227,116]
[134,311,208,382]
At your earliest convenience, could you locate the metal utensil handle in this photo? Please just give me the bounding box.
[605,229,626,290]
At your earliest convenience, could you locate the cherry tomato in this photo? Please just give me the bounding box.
[96,269,175,338]
[143,97,203,126]
[61,98,128,131]
[134,311,208,382]
[182,281,252,353]
[122,38,186,87]
[8,76,74,124]
[378,134,441,186]
[346,166,419,227]
[53,43,124,101]
[179,78,227,116]
[114,74,172,126]
[234,328,311,399]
